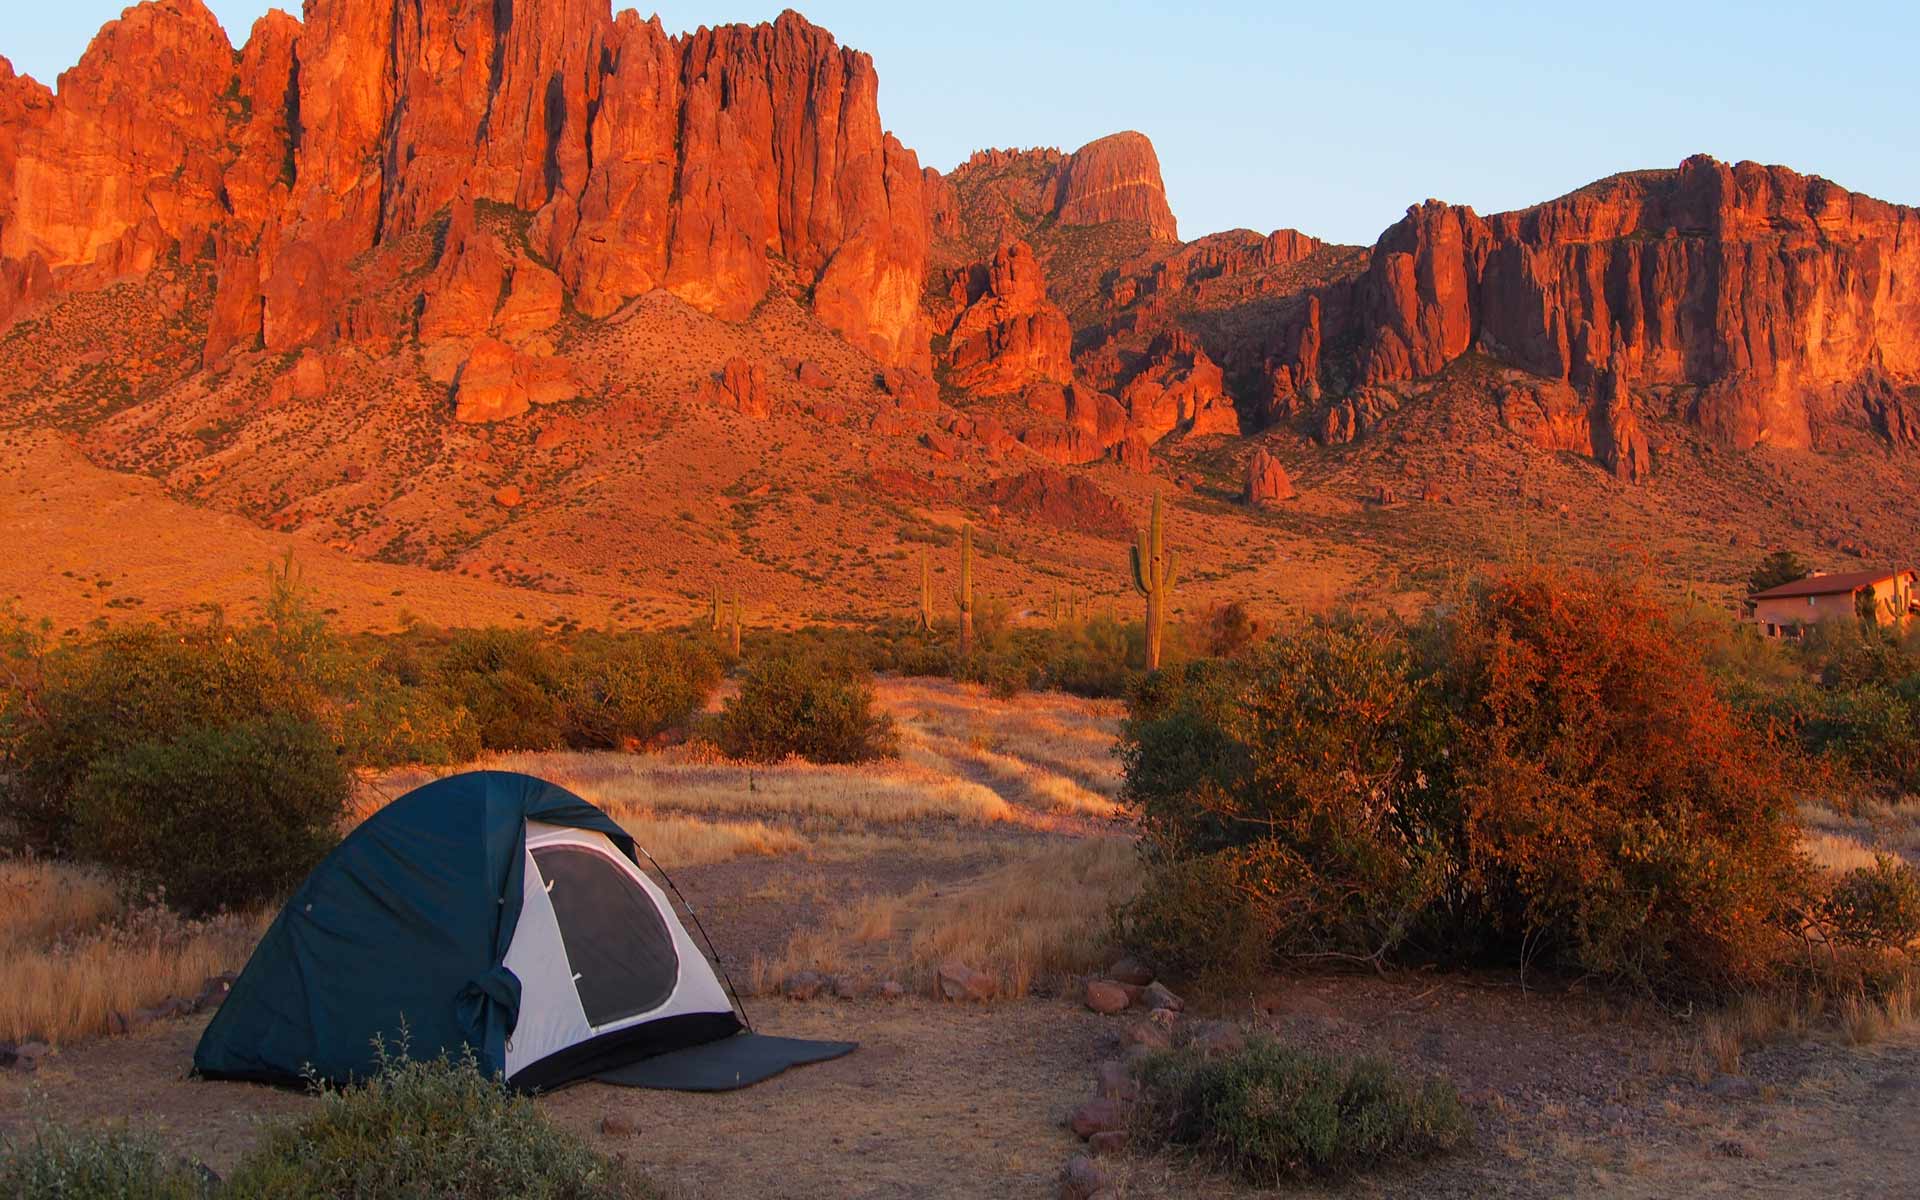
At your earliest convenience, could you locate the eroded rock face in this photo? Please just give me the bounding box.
[1245,449,1295,506]
[944,241,1073,395]
[1272,156,1920,466]
[453,338,577,423]
[1051,132,1178,242]
[0,5,932,370]
[698,357,771,419]
[1120,332,1238,440]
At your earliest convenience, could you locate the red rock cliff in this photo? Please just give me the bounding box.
[1280,156,1920,455]
[0,2,932,369]
[1050,132,1179,242]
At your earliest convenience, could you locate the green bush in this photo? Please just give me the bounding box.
[337,683,481,769]
[1810,686,1920,793]
[0,1125,212,1200]
[222,1048,659,1200]
[1111,853,1273,988]
[1118,622,1454,969]
[434,629,570,751]
[1826,855,1920,950]
[2,624,319,854]
[561,634,721,750]
[715,652,897,764]
[71,715,350,916]
[1132,1038,1470,1184]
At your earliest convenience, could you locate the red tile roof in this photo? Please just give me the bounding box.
[1750,568,1914,600]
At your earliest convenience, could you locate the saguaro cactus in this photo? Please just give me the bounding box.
[1129,492,1178,670]
[918,549,935,631]
[956,523,975,658]
[708,582,722,632]
[729,593,743,657]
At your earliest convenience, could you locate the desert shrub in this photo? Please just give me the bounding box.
[1038,616,1140,698]
[223,1047,659,1200]
[1119,623,1455,968]
[0,1123,212,1200]
[434,629,570,751]
[561,634,721,749]
[1193,600,1265,660]
[1,624,319,854]
[336,683,481,769]
[1826,855,1920,950]
[70,715,350,916]
[1800,619,1920,692]
[1112,853,1273,988]
[715,652,897,764]
[1117,568,1813,997]
[1430,568,1809,994]
[1132,1038,1470,1184]
[1808,685,1920,793]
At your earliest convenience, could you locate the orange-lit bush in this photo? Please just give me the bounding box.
[1431,568,1810,994]
[1118,568,1814,997]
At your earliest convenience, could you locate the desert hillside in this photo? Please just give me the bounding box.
[0,1,1915,630]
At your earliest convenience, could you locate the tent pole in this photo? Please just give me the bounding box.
[634,846,755,1034]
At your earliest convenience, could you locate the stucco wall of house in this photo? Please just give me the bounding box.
[1752,573,1918,636]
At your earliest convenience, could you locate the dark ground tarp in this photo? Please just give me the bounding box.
[194,771,637,1087]
[594,1033,858,1092]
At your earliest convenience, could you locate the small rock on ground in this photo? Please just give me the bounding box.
[1084,980,1130,1015]
[1059,1153,1111,1200]
[937,960,996,1003]
[1068,1097,1128,1139]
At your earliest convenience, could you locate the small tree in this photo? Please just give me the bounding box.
[1747,549,1811,600]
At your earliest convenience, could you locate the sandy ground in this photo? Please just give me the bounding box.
[3,987,1916,1198]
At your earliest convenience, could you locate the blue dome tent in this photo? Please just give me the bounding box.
[194,771,852,1092]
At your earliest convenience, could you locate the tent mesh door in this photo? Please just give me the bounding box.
[531,845,679,1026]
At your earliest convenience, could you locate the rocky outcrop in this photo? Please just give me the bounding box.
[0,5,932,369]
[944,241,1072,394]
[1120,331,1238,440]
[698,357,771,419]
[1272,156,1920,468]
[1245,450,1295,506]
[1051,132,1178,242]
[976,468,1131,538]
[936,131,1179,247]
[454,339,578,423]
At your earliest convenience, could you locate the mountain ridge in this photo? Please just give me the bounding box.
[0,2,1914,629]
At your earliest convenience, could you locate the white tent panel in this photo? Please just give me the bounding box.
[503,823,733,1078]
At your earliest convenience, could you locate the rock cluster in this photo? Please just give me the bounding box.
[944,241,1073,395]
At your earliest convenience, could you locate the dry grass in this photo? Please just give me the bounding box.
[470,750,1021,828]
[3,682,1135,1047]
[879,679,1121,810]
[1840,969,1919,1045]
[0,859,121,956]
[1804,830,1885,875]
[617,814,809,867]
[753,837,1140,999]
[0,863,272,1045]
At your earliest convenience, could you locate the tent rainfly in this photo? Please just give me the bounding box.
[194,771,852,1092]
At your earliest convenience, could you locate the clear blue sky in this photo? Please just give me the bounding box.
[10,2,1915,246]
